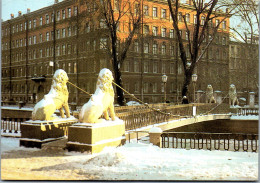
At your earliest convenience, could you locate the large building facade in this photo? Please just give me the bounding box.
[1,0,231,105]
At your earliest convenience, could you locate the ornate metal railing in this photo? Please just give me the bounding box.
[161,132,258,152]
[237,108,259,116]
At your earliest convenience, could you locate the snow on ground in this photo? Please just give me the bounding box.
[1,137,258,181]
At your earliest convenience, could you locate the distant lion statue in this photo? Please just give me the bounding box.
[206,84,216,103]
[229,84,239,106]
[79,68,116,123]
[32,69,71,121]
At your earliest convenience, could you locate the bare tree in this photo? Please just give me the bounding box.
[167,0,233,101]
[228,0,259,91]
[80,0,142,106]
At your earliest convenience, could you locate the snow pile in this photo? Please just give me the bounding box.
[1,137,258,181]
[126,101,141,106]
[74,142,258,180]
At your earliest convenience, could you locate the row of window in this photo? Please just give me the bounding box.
[2,6,78,36]
[143,5,227,29]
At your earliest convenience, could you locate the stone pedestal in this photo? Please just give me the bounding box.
[248,92,255,108]
[196,90,204,103]
[214,91,222,104]
[66,119,125,153]
[149,127,163,147]
[20,118,78,148]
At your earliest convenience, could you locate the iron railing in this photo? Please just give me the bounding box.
[237,108,259,116]
[161,132,258,152]
[1,117,30,134]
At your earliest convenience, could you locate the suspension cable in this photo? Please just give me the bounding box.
[67,81,92,97]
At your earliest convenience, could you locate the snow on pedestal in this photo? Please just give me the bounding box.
[149,127,163,147]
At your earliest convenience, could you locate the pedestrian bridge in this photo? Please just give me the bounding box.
[1,103,258,139]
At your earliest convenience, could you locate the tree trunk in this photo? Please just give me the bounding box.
[113,61,126,106]
[181,70,192,100]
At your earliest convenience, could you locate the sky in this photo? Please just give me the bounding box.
[1,0,54,21]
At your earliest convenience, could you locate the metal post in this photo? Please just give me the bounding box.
[164,82,167,103]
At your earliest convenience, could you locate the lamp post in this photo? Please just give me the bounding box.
[162,74,168,103]
[192,74,197,103]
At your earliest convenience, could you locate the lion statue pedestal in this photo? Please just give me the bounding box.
[66,68,125,153]
[20,69,78,148]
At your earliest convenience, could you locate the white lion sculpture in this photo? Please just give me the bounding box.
[206,84,216,103]
[229,84,239,106]
[79,68,116,123]
[32,69,71,121]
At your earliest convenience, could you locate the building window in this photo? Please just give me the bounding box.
[46,32,50,41]
[215,19,219,27]
[153,43,158,54]
[222,21,226,29]
[16,24,19,32]
[46,47,49,57]
[170,63,174,73]
[178,12,182,21]
[46,14,49,24]
[152,26,158,36]
[67,44,71,54]
[144,25,149,35]
[20,39,23,47]
[134,42,139,52]
[185,13,190,23]
[201,16,205,25]
[100,19,106,29]
[33,19,36,28]
[144,61,149,73]
[144,5,149,16]
[123,61,129,72]
[74,6,78,16]
[68,8,71,18]
[56,45,60,56]
[161,44,166,55]
[194,15,197,24]
[185,31,189,40]
[62,9,66,19]
[100,38,107,49]
[144,43,149,53]
[162,62,166,73]
[24,22,27,30]
[144,83,148,93]
[56,11,60,21]
[62,45,66,55]
[68,27,71,37]
[39,34,42,42]
[161,9,166,19]
[20,23,23,31]
[153,62,158,73]
[29,37,32,45]
[153,82,157,92]
[170,45,174,56]
[51,13,54,22]
[170,29,174,38]
[161,28,166,37]
[153,7,157,17]
[56,29,60,39]
[134,82,139,93]
[33,36,36,44]
[134,61,139,72]
[29,20,32,29]
[222,37,226,45]
[74,63,77,73]
[39,17,43,26]
[62,28,66,38]
[39,49,43,58]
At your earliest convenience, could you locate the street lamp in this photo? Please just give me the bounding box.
[192,74,198,103]
[162,74,168,103]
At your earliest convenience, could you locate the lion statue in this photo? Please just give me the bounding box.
[206,84,216,103]
[79,68,116,123]
[32,69,71,121]
[229,84,239,106]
